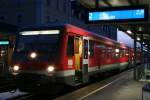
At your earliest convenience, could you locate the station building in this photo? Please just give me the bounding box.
[0,0,117,40]
[0,22,17,75]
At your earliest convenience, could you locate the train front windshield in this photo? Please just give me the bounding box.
[14,30,60,61]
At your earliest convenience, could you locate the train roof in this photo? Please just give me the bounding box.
[65,24,127,48]
[19,24,128,49]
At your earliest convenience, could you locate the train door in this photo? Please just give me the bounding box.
[74,37,82,82]
[82,37,89,83]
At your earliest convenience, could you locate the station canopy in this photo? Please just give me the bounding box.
[78,0,150,46]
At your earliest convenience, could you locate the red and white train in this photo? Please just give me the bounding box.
[11,24,141,87]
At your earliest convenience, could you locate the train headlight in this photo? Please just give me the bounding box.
[30,52,37,59]
[13,65,19,71]
[47,66,55,72]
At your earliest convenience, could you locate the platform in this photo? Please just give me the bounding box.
[82,72,146,100]
[55,70,147,100]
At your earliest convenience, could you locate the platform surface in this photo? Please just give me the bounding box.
[55,70,147,100]
[83,72,146,100]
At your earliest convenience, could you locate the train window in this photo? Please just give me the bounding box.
[84,40,88,59]
[116,48,120,58]
[107,46,112,58]
[121,49,124,57]
[120,49,126,57]
[67,36,74,56]
[112,49,115,58]
[123,49,127,57]
[89,40,94,57]
[107,47,112,52]
[115,48,120,53]
[112,48,120,58]
[125,49,129,57]
[16,33,59,53]
[120,49,123,57]
[101,45,106,57]
[75,38,79,54]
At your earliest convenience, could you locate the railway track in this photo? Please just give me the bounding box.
[0,69,133,100]
[0,84,16,92]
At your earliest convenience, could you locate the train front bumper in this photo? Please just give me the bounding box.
[12,70,56,84]
[11,69,75,86]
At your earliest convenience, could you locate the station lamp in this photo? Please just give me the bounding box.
[137,37,140,41]
[138,27,143,31]
[143,42,145,44]
[145,45,148,47]
[126,30,132,34]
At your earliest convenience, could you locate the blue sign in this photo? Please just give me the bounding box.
[89,9,145,21]
[86,6,148,23]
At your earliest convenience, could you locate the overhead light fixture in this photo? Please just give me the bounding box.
[126,30,132,34]
[137,37,140,41]
[138,27,142,31]
[144,49,147,52]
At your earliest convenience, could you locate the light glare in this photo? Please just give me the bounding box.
[126,30,132,34]
[115,49,119,53]
[143,42,145,44]
[47,66,54,72]
[13,65,19,71]
[30,52,37,58]
[137,37,140,41]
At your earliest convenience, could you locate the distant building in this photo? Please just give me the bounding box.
[0,0,117,40]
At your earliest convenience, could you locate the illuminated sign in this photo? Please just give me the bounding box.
[0,41,9,45]
[89,9,145,20]
[86,5,148,23]
[20,30,60,35]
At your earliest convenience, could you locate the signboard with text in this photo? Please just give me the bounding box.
[86,5,149,23]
